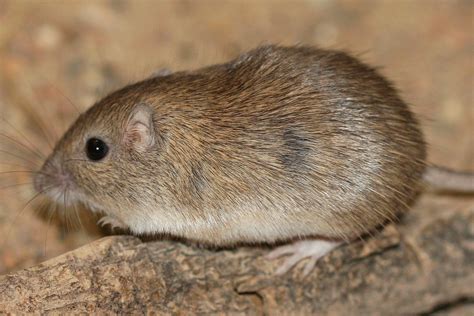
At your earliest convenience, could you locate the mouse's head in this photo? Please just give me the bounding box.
[33,82,164,226]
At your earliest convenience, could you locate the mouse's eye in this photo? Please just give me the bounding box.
[86,138,109,161]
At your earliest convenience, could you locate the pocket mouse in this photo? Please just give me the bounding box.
[33,45,474,275]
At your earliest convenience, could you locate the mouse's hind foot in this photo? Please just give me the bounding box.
[266,239,341,276]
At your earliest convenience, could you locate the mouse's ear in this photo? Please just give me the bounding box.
[123,104,155,153]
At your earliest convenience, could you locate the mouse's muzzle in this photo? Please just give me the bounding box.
[34,156,75,205]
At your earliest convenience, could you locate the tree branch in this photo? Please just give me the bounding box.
[0,196,473,314]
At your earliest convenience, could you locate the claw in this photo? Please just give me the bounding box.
[97,215,127,231]
[267,239,341,276]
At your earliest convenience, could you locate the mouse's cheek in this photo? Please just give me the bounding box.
[67,189,106,215]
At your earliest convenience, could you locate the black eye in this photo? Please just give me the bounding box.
[86,138,109,161]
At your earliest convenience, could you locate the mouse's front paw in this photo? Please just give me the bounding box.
[97,215,128,231]
[266,239,342,276]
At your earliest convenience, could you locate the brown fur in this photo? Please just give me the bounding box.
[34,45,427,245]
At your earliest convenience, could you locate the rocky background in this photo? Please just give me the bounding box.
[0,0,472,313]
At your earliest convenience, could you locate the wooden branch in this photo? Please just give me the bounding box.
[0,195,473,314]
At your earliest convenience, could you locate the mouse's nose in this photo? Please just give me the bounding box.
[34,159,54,194]
[34,156,70,194]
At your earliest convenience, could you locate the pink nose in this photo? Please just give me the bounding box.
[34,157,71,194]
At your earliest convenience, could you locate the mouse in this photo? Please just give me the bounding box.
[32,44,474,275]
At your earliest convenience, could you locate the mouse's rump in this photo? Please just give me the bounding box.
[190,46,428,241]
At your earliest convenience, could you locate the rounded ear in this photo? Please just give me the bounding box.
[123,104,155,153]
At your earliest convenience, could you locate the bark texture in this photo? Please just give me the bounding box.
[0,196,473,314]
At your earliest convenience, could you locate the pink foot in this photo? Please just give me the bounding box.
[97,215,127,231]
[266,239,342,276]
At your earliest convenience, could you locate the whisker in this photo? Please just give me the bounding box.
[34,197,51,218]
[15,21,58,147]
[0,170,54,180]
[67,189,79,230]
[48,82,81,115]
[62,202,71,234]
[2,186,50,249]
[13,87,56,150]
[0,161,36,169]
[34,96,60,146]
[0,149,40,167]
[0,131,45,161]
[72,199,83,231]
[0,116,48,159]
[43,201,58,257]
[23,57,82,117]
[63,186,71,230]
[0,170,40,175]
[0,182,33,191]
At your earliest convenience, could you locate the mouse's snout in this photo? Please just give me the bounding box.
[33,167,52,194]
[33,158,54,194]
[34,156,74,199]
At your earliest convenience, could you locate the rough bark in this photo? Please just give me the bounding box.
[0,195,473,314]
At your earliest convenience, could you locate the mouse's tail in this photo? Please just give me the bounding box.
[423,165,474,193]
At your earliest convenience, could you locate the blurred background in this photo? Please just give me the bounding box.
[0,0,472,274]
